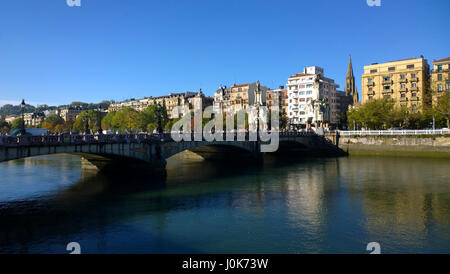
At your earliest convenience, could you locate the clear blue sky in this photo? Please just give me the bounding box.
[1,0,449,106]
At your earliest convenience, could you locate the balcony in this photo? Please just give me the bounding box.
[367,91,375,96]
[367,82,375,87]
[410,96,420,102]
[410,78,419,83]
[382,89,394,94]
[410,87,419,92]
[399,78,408,84]
[399,87,408,93]
[399,97,408,102]
[382,80,393,85]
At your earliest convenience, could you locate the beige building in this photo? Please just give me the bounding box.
[23,113,45,127]
[431,57,450,106]
[213,82,268,115]
[266,86,288,115]
[361,57,431,112]
[59,108,82,122]
[108,91,212,119]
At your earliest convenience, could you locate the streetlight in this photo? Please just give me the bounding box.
[98,105,103,134]
[20,99,26,135]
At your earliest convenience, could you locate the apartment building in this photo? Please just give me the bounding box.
[107,91,211,119]
[213,82,268,114]
[286,66,340,127]
[23,112,45,127]
[267,86,288,116]
[361,57,431,112]
[59,107,83,122]
[431,57,450,106]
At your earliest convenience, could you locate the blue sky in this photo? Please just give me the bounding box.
[0,0,449,106]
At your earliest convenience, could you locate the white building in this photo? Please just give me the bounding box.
[286,66,340,127]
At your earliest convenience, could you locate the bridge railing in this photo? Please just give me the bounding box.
[0,131,330,148]
[338,129,450,136]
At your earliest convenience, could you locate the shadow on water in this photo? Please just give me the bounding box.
[0,152,276,253]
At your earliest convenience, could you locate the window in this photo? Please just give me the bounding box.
[384,85,390,90]
[368,96,373,100]
[412,93,417,97]
[446,82,450,91]
[368,78,373,83]
[306,84,313,88]
[411,73,416,78]
[438,84,443,91]
[412,104,417,112]
[438,74,443,81]
[407,64,415,69]
[437,65,442,72]
[401,84,406,89]
[401,93,406,98]
[412,83,417,88]
[383,76,391,81]
[238,88,242,92]
[370,69,378,73]
[388,67,396,71]
[400,74,406,79]
[306,90,313,95]
[369,87,373,91]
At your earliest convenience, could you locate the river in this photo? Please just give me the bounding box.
[0,153,448,254]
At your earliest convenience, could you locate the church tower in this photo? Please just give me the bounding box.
[345,55,359,105]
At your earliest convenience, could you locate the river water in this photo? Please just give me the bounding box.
[0,153,448,254]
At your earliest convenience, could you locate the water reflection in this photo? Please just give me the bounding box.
[0,153,448,253]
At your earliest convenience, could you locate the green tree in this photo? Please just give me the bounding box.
[11,117,24,131]
[72,110,102,133]
[41,114,65,133]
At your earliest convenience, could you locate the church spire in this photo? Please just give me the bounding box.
[347,55,354,78]
[345,54,359,105]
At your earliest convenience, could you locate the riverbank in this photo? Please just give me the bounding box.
[338,135,450,158]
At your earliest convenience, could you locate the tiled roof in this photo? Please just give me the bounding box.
[434,57,450,63]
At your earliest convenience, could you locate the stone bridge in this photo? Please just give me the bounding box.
[0,132,343,174]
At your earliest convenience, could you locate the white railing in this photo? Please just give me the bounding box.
[339,129,450,136]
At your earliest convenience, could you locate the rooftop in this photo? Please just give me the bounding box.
[434,57,450,64]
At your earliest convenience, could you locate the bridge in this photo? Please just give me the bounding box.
[0,132,343,175]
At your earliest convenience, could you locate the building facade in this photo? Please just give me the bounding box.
[213,82,268,114]
[361,57,431,112]
[59,108,83,122]
[23,112,45,127]
[286,66,340,128]
[266,86,288,115]
[108,91,212,119]
[431,57,450,107]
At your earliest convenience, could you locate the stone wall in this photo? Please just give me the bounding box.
[338,135,450,157]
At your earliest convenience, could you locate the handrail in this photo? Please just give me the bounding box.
[338,129,450,136]
[0,131,329,148]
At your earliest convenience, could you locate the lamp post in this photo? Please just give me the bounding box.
[156,103,163,135]
[84,115,90,135]
[20,99,26,135]
[98,106,103,134]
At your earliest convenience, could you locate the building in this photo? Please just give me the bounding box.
[267,86,289,116]
[4,115,18,124]
[23,112,45,127]
[431,57,450,107]
[286,66,340,128]
[213,82,268,114]
[107,91,212,119]
[361,56,431,112]
[59,107,83,122]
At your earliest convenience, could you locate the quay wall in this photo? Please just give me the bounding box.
[338,135,450,157]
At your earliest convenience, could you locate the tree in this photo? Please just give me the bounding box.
[432,92,450,128]
[111,108,139,133]
[11,117,23,131]
[41,114,65,133]
[0,119,11,135]
[72,110,102,133]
